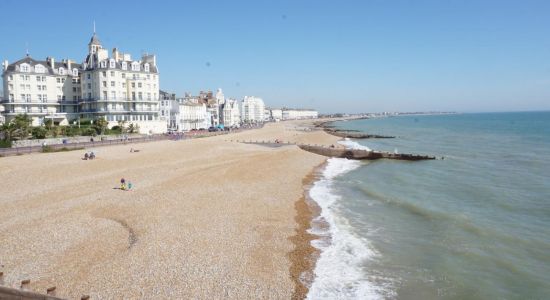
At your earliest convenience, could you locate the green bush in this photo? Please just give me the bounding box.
[82,127,97,136]
[0,139,12,148]
[79,118,92,126]
[31,127,48,139]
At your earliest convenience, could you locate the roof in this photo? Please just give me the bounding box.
[89,33,101,45]
[5,56,82,75]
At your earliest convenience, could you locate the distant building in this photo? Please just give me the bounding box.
[221,98,240,127]
[159,90,176,130]
[282,108,318,120]
[175,101,208,131]
[241,96,265,123]
[269,108,283,121]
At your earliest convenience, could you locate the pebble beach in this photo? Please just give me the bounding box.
[0,120,339,299]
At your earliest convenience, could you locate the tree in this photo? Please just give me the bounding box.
[117,120,127,133]
[128,123,140,134]
[10,114,32,140]
[93,117,109,135]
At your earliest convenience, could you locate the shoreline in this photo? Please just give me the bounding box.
[288,163,326,300]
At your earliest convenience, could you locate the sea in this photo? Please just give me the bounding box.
[306,112,550,300]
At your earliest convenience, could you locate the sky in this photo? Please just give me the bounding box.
[1,0,549,113]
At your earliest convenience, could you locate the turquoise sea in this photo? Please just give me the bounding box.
[307,112,550,299]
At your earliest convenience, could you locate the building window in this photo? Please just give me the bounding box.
[9,94,14,101]
[8,75,13,80]
[36,76,41,82]
[8,84,13,90]
[147,74,150,79]
[109,60,115,68]
[73,87,77,92]
[111,81,115,87]
[123,92,127,99]
[57,95,62,100]
[59,67,65,75]
[20,64,30,72]
[73,69,78,76]
[102,71,107,77]
[73,96,77,101]
[138,82,142,88]
[56,78,61,83]
[144,64,150,72]
[131,82,135,88]
[88,93,92,99]
[138,92,143,100]
[147,93,151,100]
[122,62,127,70]
[122,73,126,78]
[102,81,107,87]
[111,91,116,99]
[132,92,136,100]
[87,73,91,79]
[122,82,126,88]
[38,85,42,91]
[87,83,91,89]
[61,78,65,83]
[133,74,137,80]
[103,91,108,100]
[110,71,115,76]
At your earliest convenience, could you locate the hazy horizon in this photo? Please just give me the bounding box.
[1,0,549,113]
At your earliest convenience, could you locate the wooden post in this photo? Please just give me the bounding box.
[0,271,4,285]
[81,295,90,300]
[47,286,56,296]
[20,279,30,290]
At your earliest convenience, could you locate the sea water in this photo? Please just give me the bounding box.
[307,112,550,299]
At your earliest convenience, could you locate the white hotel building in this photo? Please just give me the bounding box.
[1,32,166,133]
[241,96,265,123]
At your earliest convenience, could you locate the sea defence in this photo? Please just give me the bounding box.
[298,144,436,161]
[323,129,396,139]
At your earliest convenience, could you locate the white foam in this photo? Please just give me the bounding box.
[307,158,387,300]
[338,138,372,151]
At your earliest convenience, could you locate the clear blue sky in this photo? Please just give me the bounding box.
[1,0,549,113]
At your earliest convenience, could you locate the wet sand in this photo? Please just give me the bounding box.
[0,120,339,299]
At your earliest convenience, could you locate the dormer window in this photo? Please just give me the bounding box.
[100,61,107,68]
[131,62,140,71]
[35,64,45,73]
[58,67,65,75]
[109,59,116,68]
[121,61,127,70]
[72,69,78,76]
[144,63,150,72]
[20,63,30,72]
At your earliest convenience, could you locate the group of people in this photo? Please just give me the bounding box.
[120,178,133,191]
[83,151,96,160]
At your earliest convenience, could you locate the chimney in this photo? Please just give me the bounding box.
[48,57,55,69]
[112,48,120,61]
[67,59,72,70]
[2,60,7,71]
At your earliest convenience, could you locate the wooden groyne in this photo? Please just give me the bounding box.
[324,129,395,139]
[298,144,436,161]
[233,140,437,161]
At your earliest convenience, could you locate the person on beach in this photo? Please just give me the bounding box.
[120,178,126,190]
[83,152,89,160]
[128,182,133,190]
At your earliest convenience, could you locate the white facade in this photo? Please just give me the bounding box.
[173,101,208,131]
[270,108,283,121]
[2,57,82,126]
[282,109,318,120]
[1,32,165,133]
[241,96,265,123]
[221,98,240,127]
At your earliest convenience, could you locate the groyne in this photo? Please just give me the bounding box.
[298,144,436,161]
